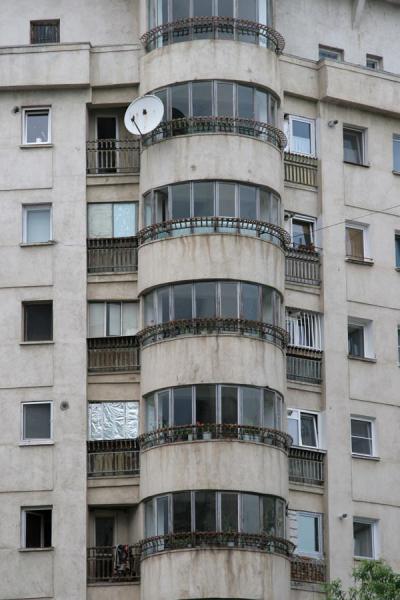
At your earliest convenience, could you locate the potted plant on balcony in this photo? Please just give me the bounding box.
[197,422,212,440]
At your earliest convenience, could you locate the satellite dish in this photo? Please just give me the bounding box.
[124,95,164,136]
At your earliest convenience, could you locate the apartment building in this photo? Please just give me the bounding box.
[1,1,400,599]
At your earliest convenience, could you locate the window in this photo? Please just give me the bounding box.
[366,54,382,70]
[351,417,375,456]
[22,507,52,548]
[30,20,60,44]
[88,203,138,238]
[395,234,400,268]
[23,302,53,342]
[286,309,323,350]
[23,108,51,145]
[319,45,343,61]
[290,511,323,557]
[22,402,52,443]
[348,318,374,359]
[285,116,316,156]
[398,327,400,364]
[353,518,377,559]
[88,402,139,440]
[287,409,319,448]
[343,127,366,165]
[88,302,138,338]
[345,223,370,261]
[393,136,400,173]
[22,204,52,244]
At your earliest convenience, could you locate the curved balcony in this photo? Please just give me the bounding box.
[142,116,286,151]
[141,17,285,54]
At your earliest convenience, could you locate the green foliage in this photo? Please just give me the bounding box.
[324,561,400,600]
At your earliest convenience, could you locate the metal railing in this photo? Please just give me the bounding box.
[142,117,287,151]
[139,424,291,452]
[138,216,290,250]
[284,152,318,187]
[141,532,294,558]
[87,439,140,477]
[285,247,321,286]
[289,447,325,486]
[141,17,285,53]
[87,545,140,583]
[291,556,327,584]
[87,237,138,274]
[137,318,288,349]
[86,139,140,175]
[286,311,323,351]
[87,336,140,373]
[286,349,323,384]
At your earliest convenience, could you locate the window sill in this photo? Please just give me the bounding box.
[345,257,374,266]
[19,547,54,552]
[348,355,376,363]
[352,453,380,461]
[19,440,54,447]
[354,555,376,562]
[343,161,370,168]
[19,143,53,149]
[20,340,54,346]
[20,241,56,247]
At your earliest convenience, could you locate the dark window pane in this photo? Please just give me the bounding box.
[293,220,313,247]
[255,90,268,123]
[157,287,170,323]
[241,283,260,320]
[95,516,114,547]
[237,85,254,119]
[196,385,216,423]
[172,0,190,19]
[239,185,257,219]
[218,182,236,217]
[171,184,190,218]
[343,129,363,164]
[221,493,238,531]
[218,0,234,17]
[23,404,51,439]
[25,509,52,548]
[242,494,260,533]
[354,521,373,557]
[195,282,216,318]
[155,89,168,117]
[348,325,364,357]
[156,496,169,535]
[301,413,317,447]
[192,82,213,116]
[195,491,216,531]
[193,181,214,217]
[173,387,193,425]
[24,303,52,341]
[171,84,189,119]
[217,82,234,117]
[393,137,400,172]
[173,492,191,532]
[263,390,275,428]
[241,387,261,426]
[237,0,257,20]
[26,112,49,144]
[31,21,60,44]
[193,0,213,15]
[262,496,276,535]
[158,391,170,427]
[155,188,168,222]
[221,386,238,424]
[173,284,193,319]
[292,120,312,155]
[395,235,400,268]
[220,282,238,317]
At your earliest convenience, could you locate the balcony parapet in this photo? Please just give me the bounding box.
[87,237,138,274]
[87,545,140,583]
[141,17,285,54]
[86,139,140,175]
[142,117,287,150]
[138,217,290,250]
[291,555,327,584]
[286,347,323,385]
[87,439,140,477]
[139,424,291,453]
[289,447,325,486]
[87,336,140,373]
[137,318,288,349]
[285,246,321,286]
[284,152,318,187]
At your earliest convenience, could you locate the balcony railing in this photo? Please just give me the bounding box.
[291,556,327,584]
[87,237,138,274]
[141,17,285,53]
[139,424,291,452]
[86,139,140,175]
[87,439,140,477]
[286,311,323,351]
[87,545,140,583]
[138,217,290,250]
[289,447,325,486]
[287,348,323,385]
[142,117,287,151]
[284,152,318,187]
[137,318,288,349]
[87,336,140,373]
[141,532,294,559]
[285,247,321,286]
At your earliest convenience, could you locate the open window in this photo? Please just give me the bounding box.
[285,116,316,156]
[348,318,374,359]
[343,126,366,166]
[22,507,52,548]
[287,409,319,448]
[345,222,371,263]
[289,510,323,557]
[353,518,378,559]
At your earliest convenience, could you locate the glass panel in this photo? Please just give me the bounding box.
[192,82,213,116]
[287,415,299,445]
[241,387,261,426]
[276,499,285,538]
[221,493,238,532]
[292,120,312,155]
[113,203,136,237]
[145,501,155,537]
[26,208,51,243]
[262,287,273,324]
[173,492,191,532]
[26,111,49,143]
[88,204,113,238]
[221,386,238,424]
[121,303,138,335]
[155,89,168,116]
[217,0,234,17]
[144,193,153,226]
[146,396,156,431]
[171,84,189,119]
[301,413,317,447]
[237,0,257,20]
[217,82,234,117]
[220,282,238,317]
[144,293,155,326]
[173,387,193,425]
[193,0,213,15]
[172,0,190,19]
[156,496,169,535]
[351,419,372,455]
[195,282,216,317]
[218,182,236,217]
[354,521,373,557]
[237,85,254,119]
[393,137,400,172]
[263,390,275,428]
[195,491,216,531]
[158,391,170,427]
[242,494,260,533]
[262,496,276,535]
[107,303,121,336]
[173,284,193,319]
[88,303,104,338]
[171,183,190,218]
[395,235,400,268]
[298,514,319,554]
[25,303,52,341]
[155,188,168,222]
[157,287,170,323]
[293,220,313,247]
[95,516,114,547]
[344,129,363,164]
[241,283,260,320]
[348,325,364,357]
[23,404,51,439]
[239,185,257,220]
[346,227,364,258]
[196,385,216,423]
[255,90,268,123]
[193,181,214,217]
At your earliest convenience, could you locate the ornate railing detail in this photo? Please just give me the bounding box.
[137,318,288,349]
[142,117,287,150]
[289,447,325,486]
[139,424,291,452]
[87,439,140,477]
[285,247,321,286]
[284,152,318,187]
[86,139,140,175]
[291,556,327,584]
[87,237,138,274]
[87,336,140,373]
[140,532,294,558]
[87,545,141,583]
[141,17,285,54]
[138,216,290,249]
[286,347,323,384]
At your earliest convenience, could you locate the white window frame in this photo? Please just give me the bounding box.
[295,510,323,558]
[22,107,51,145]
[350,416,376,457]
[286,309,323,351]
[22,204,53,244]
[287,409,320,449]
[319,45,343,61]
[343,125,367,166]
[286,214,316,249]
[284,115,316,157]
[348,317,374,359]
[21,506,53,549]
[353,517,378,559]
[87,301,139,338]
[20,401,53,445]
[345,221,371,261]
